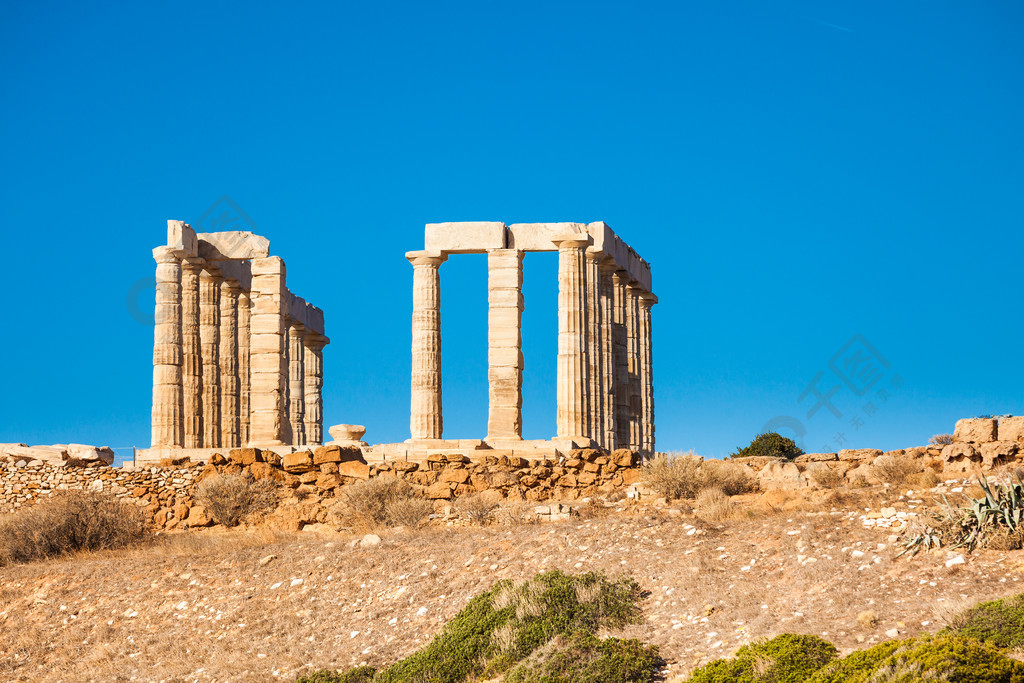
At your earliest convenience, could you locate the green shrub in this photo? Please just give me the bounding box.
[732,432,804,460]
[942,593,1024,652]
[807,634,1024,683]
[505,632,663,683]
[686,633,837,683]
[377,570,644,683]
[297,667,377,683]
[0,491,148,564]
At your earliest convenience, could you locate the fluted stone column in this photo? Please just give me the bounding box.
[408,251,447,440]
[599,258,617,449]
[612,270,630,449]
[238,291,251,446]
[303,335,326,446]
[486,249,524,440]
[585,249,603,445]
[554,235,591,441]
[288,323,306,445]
[181,259,203,448]
[640,292,657,453]
[626,283,642,450]
[152,246,183,447]
[249,257,288,445]
[199,269,222,448]
[219,281,240,448]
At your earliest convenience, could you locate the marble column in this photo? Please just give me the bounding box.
[249,256,288,445]
[598,258,617,449]
[303,335,326,446]
[181,259,203,448]
[486,249,524,440]
[640,292,657,453]
[288,323,306,445]
[219,281,240,448]
[626,283,642,450]
[238,291,251,446]
[612,270,630,449]
[151,246,183,447]
[554,235,591,442]
[407,251,447,441]
[585,249,603,445]
[199,269,222,448]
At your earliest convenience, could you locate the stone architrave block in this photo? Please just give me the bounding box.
[507,223,587,251]
[196,231,270,261]
[998,416,1024,443]
[954,418,997,443]
[424,222,506,253]
[167,220,198,257]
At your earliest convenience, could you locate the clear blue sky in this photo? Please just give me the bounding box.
[1,1,1021,458]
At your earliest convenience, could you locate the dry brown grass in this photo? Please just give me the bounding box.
[693,487,738,522]
[809,463,844,489]
[872,455,921,487]
[642,451,703,499]
[642,452,756,500]
[194,473,277,527]
[929,433,954,446]
[455,493,499,525]
[343,475,427,530]
[0,491,147,565]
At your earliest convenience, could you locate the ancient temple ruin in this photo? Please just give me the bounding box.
[367,221,656,462]
[142,221,328,462]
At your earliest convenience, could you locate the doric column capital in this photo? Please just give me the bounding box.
[305,332,329,350]
[598,256,618,272]
[552,234,592,249]
[584,247,605,262]
[406,251,448,267]
[153,245,178,263]
[640,292,659,307]
[181,256,205,273]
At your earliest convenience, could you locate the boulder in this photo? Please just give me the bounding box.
[315,473,342,489]
[313,445,343,465]
[392,461,419,472]
[249,462,281,481]
[838,449,884,461]
[440,468,470,484]
[282,451,314,473]
[998,416,1024,443]
[954,418,997,444]
[7,445,67,466]
[980,441,1019,468]
[757,462,805,490]
[67,444,115,465]
[941,443,981,463]
[229,448,263,466]
[337,460,370,480]
[187,505,212,527]
[795,453,838,463]
[426,481,453,499]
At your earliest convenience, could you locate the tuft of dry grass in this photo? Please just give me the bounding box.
[643,452,756,500]
[642,451,703,500]
[343,476,427,530]
[693,487,737,522]
[701,459,757,496]
[872,455,921,487]
[0,491,147,565]
[384,497,434,528]
[929,433,954,446]
[809,464,844,489]
[194,473,277,527]
[456,494,500,526]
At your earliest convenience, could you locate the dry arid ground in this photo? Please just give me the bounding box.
[2,485,1023,682]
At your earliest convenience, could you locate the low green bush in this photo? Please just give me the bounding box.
[505,632,662,683]
[303,571,654,683]
[942,592,1024,652]
[807,634,1024,683]
[297,667,377,683]
[732,432,803,460]
[686,633,837,683]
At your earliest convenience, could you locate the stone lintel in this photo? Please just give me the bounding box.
[216,259,253,290]
[507,222,588,251]
[424,222,506,253]
[196,231,271,261]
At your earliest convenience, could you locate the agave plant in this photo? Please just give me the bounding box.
[899,475,1024,557]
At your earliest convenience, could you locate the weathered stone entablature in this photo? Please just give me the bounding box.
[150,221,329,455]
[404,221,656,455]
